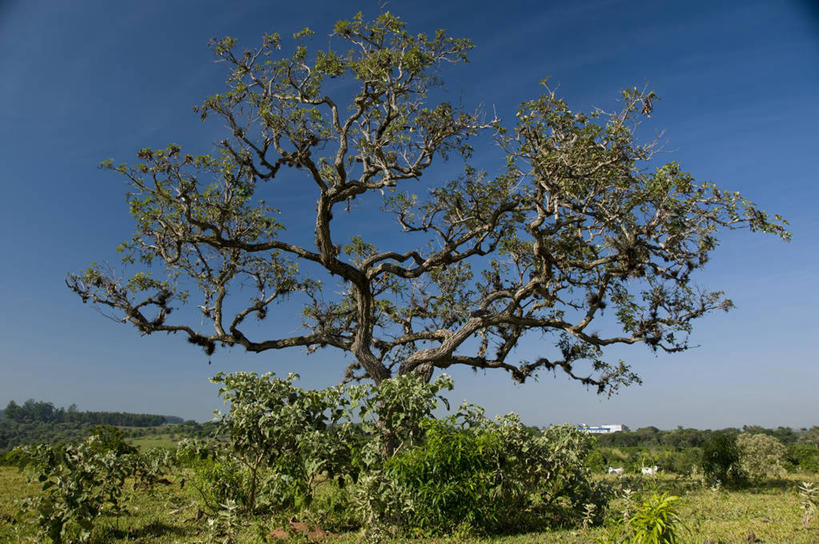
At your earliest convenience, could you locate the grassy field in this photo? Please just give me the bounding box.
[127,433,182,451]
[1,466,817,543]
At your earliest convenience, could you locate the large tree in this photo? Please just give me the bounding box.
[68,13,788,392]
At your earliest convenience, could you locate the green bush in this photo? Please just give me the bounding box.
[363,409,608,534]
[531,423,610,528]
[382,419,502,533]
[192,457,250,511]
[586,449,606,473]
[700,433,745,486]
[175,439,257,512]
[790,443,819,473]
[737,433,787,480]
[210,371,357,513]
[12,426,149,543]
[628,492,684,544]
[204,371,609,536]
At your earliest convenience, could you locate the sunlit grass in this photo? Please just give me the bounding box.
[2,467,818,543]
[127,433,180,451]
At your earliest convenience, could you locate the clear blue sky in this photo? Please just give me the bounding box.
[1,0,817,428]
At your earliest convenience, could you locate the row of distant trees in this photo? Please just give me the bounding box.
[0,400,211,453]
[590,426,819,475]
[1,399,181,427]
[595,425,819,449]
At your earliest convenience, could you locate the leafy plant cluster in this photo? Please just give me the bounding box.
[11,426,173,543]
[185,371,608,536]
[377,412,608,534]
[0,421,100,458]
[597,491,685,544]
[6,378,816,542]
[800,481,817,529]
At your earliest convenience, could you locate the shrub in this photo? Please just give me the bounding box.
[700,433,745,486]
[208,371,609,535]
[137,446,176,486]
[193,457,250,511]
[175,438,215,466]
[345,373,454,459]
[789,443,819,473]
[380,418,502,533]
[211,371,347,512]
[628,492,684,544]
[12,427,146,543]
[532,423,610,527]
[800,481,817,528]
[586,449,606,473]
[737,433,787,480]
[360,407,609,534]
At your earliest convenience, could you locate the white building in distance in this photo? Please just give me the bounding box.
[576,424,629,434]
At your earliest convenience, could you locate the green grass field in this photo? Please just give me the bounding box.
[1,466,817,543]
[127,433,181,451]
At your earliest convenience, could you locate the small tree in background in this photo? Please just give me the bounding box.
[737,433,788,480]
[701,433,745,486]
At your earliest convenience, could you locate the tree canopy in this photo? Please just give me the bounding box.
[68,12,788,392]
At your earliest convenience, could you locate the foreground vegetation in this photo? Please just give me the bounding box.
[1,465,817,543]
[2,372,818,543]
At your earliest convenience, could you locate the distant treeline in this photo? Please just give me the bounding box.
[594,425,819,449]
[1,399,182,427]
[0,399,199,453]
[1,420,103,452]
[0,400,216,454]
[588,425,819,474]
[0,419,217,453]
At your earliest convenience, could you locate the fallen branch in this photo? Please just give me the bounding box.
[168,501,197,516]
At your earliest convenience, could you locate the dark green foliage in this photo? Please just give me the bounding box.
[0,420,100,452]
[596,426,813,451]
[374,415,608,534]
[0,399,197,454]
[382,419,503,532]
[742,425,799,444]
[84,426,137,456]
[597,427,721,449]
[790,444,819,473]
[0,406,214,453]
[701,433,746,486]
